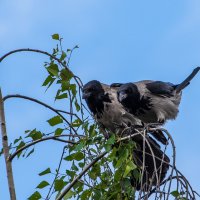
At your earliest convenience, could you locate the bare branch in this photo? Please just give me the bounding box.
[0,89,16,200]
[9,135,77,161]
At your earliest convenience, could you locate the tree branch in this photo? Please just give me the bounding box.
[3,94,78,135]
[0,89,16,200]
[0,48,83,88]
[9,135,77,161]
[56,151,107,200]
[56,129,165,200]
[46,146,67,200]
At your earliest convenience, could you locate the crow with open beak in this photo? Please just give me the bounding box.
[82,80,170,191]
[114,67,200,125]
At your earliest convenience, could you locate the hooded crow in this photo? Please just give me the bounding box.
[82,80,142,135]
[114,67,200,125]
[82,80,170,190]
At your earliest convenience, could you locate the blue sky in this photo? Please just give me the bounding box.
[0,0,200,199]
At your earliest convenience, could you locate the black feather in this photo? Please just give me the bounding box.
[146,81,176,97]
[124,128,170,191]
[82,80,111,117]
[117,83,152,116]
[110,83,123,87]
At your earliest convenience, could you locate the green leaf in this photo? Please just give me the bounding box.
[47,116,63,126]
[88,124,97,137]
[46,63,59,77]
[60,51,67,61]
[16,141,25,150]
[61,81,70,91]
[28,191,42,200]
[71,161,79,171]
[36,181,49,189]
[104,144,112,152]
[56,93,68,100]
[106,134,115,145]
[64,152,84,161]
[42,75,55,86]
[114,167,123,181]
[64,190,75,199]
[72,119,82,127]
[75,181,84,193]
[108,147,117,161]
[75,100,80,111]
[55,128,64,136]
[74,142,85,151]
[66,170,76,179]
[123,160,137,177]
[14,136,22,144]
[88,164,101,180]
[16,141,25,158]
[171,190,180,197]
[74,152,84,161]
[39,168,51,176]
[93,136,103,143]
[70,84,77,96]
[52,33,60,40]
[54,179,67,191]
[28,129,43,140]
[60,68,73,81]
[80,190,92,200]
[78,162,85,168]
[115,148,129,168]
[26,148,34,158]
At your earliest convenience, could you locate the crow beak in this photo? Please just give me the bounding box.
[118,92,127,102]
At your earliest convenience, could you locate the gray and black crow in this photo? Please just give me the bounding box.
[82,80,142,135]
[82,80,170,190]
[114,67,200,125]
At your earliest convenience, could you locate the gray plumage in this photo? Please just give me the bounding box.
[82,80,170,190]
[82,80,142,134]
[115,67,200,124]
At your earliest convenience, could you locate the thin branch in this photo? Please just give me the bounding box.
[9,135,77,161]
[56,129,168,200]
[46,146,67,200]
[134,129,159,186]
[3,94,78,135]
[151,127,176,200]
[56,151,107,200]
[0,48,83,88]
[56,109,81,121]
[0,89,16,200]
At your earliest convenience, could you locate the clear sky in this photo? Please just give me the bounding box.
[0,0,200,199]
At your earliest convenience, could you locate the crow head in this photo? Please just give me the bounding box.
[82,80,108,115]
[82,80,104,100]
[117,83,140,103]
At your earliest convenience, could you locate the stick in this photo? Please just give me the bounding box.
[0,89,17,200]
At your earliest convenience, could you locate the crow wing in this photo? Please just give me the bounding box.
[145,81,177,97]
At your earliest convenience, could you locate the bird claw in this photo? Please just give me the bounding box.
[144,123,163,131]
[113,122,127,129]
